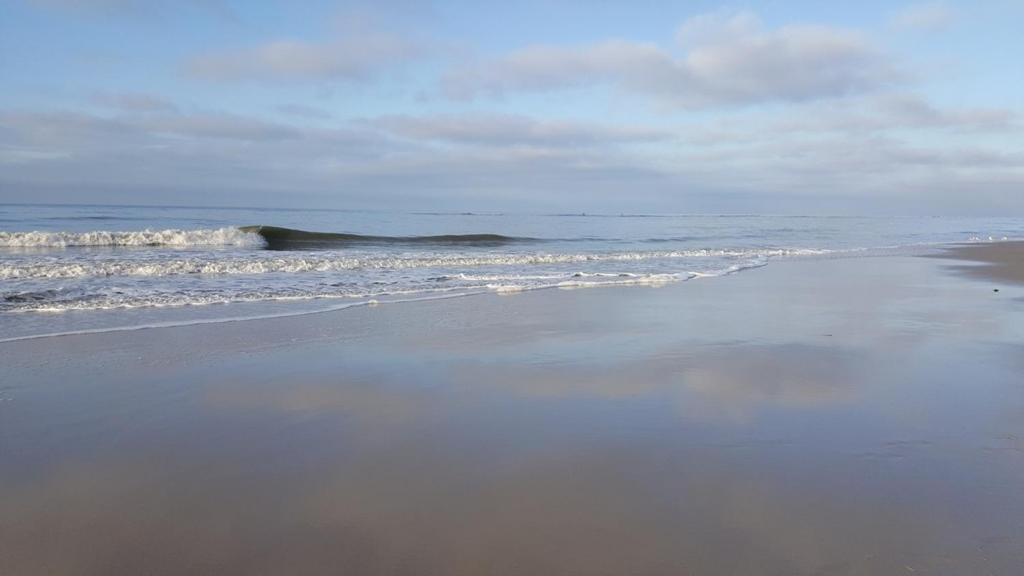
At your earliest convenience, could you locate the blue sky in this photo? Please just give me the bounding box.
[1,0,1021,213]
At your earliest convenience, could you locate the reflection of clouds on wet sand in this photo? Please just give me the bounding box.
[677,344,861,423]
[203,341,866,432]
[4,351,1023,574]
[450,343,861,424]
[1,440,1009,576]
[298,449,957,575]
[205,379,427,421]
[0,458,389,576]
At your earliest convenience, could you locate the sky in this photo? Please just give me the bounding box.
[0,0,1022,214]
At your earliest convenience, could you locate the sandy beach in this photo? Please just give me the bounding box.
[933,241,1024,285]
[2,246,1023,575]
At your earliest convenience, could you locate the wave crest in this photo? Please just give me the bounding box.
[241,225,533,250]
[0,227,262,248]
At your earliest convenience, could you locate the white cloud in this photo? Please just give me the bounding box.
[92,92,178,113]
[888,2,955,31]
[444,11,901,109]
[0,109,671,208]
[370,114,671,147]
[2,100,1022,213]
[675,10,763,47]
[753,95,1017,136]
[30,0,134,8]
[29,0,237,20]
[137,113,302,141]
[872,94,1013,131]
[186,33,418,83]
[277,104,333,120]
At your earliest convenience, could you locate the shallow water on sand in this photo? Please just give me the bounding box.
[1,253,1023,575]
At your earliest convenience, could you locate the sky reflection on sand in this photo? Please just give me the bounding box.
[2,254,1024,574]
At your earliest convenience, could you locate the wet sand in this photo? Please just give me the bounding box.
[2,246,1024,575]
[932,241,1024,285]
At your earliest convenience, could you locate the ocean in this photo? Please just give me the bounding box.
[2,203,1022,342]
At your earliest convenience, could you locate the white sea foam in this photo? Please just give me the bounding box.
[2,273,688,312]
[0,227,262,248]
[554,273,682,290]
[1,284,479,313]
[0,248,827,280]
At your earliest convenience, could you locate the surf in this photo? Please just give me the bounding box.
[0,227,260,248]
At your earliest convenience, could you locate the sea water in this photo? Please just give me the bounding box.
[2,204,1021,341]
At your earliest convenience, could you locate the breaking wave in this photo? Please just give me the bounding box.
[240,225,535,250]
[0,227,261,248]
[0,225,539,250]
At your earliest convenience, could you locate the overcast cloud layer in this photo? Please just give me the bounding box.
[1,1,1021,214]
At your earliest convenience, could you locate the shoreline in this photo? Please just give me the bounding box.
[2,239,1013,346]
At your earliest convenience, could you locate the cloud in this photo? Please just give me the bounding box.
[369,114,672,147]
[1,102,1022,214]
[28,0,237,20]
[28,0,150,10]
[186,33,419,83]
[872,94,1014,131]
[30,0,131,8]
[0,109,386,189]
[1,109,305,144]
[888,2,955,31]
[674,128,1024,207]
[277,103,333,120]
[761,94,1018,135]
[0,109,671,208]
[444,11,900,108]
[0,111,144,149]
[92,92,178,113]
[138,112,302,141]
